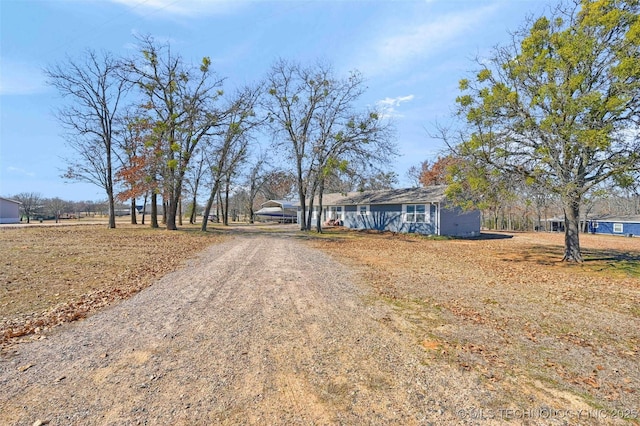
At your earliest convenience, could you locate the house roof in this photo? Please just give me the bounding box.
[0,197,21,205]
[318,186,448,206]
[592,215,640,223]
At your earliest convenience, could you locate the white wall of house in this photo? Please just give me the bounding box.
[0,198,21,224]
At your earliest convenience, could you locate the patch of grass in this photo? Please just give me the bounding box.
[586,259,640,278]
[496,243,640,278]
[0,223,224,345]
[307,231,640,416]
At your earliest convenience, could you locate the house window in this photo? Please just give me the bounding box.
[357,205,370,215]
[613,223,623,233]
[404,204,427,223]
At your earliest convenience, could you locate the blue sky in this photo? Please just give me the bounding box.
[0,0,556,201]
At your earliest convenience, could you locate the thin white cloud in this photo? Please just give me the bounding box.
[358,4,500,77]
[378,94,415,107]
[7,167,36,178]
[0,61,48,96]
[376,94,415,119]
[109,0,245,18]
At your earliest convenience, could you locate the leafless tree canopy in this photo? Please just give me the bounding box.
[45,49,131,228]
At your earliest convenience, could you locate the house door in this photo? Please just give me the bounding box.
[327,206,343,221]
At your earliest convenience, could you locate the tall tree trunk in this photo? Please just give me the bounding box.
[150,192,159,229]
[562,195,583,262]
[306,183,315,230]
[306,178,319,231]
[201,182,220,232]
[315,178,325,233]
[201,196,213,232]
[297,171,307,231]
[217,189,223,226]
[223,177,230,226]
[166,183,183,230]
[189,194,197,224]
[298,196,307,230]
[216,190,221,221]
[142,194,148,225]
[178,197,183,226]
[106,147,116,229]
[162,200,168,225]
[166,201,176,230]
[189,169,202,224]
[249,202,255,224]
[306,201,314,230]
[130,198,137,225]
[107,191,116,229]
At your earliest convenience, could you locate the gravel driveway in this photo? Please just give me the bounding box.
[1,232,491,425]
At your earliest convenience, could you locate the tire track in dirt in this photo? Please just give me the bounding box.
[1,233,493,425]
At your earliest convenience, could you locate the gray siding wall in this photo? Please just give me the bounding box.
[439,206,481,237]
[341,203,480,237]
[0,199,20,224]
[342,203,437,235]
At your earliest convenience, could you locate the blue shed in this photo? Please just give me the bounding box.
[589,215,640,237]
[303,186,480,237]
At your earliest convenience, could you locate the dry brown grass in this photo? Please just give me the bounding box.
[0,222,225,347]
[308,230,640,419]
[2,221,639,420]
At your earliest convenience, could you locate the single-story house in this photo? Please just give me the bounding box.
[588,215,640,237]
[541,216,566,232]
[300,186,481,237]
[255,200,298,223]
[0,197,21,224]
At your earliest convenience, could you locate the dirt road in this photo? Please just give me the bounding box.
[0,231,500,425]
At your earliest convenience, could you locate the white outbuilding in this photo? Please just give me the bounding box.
[0,197,21,224]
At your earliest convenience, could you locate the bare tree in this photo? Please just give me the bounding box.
[352,171,398,191]
[12,192,43,223]
[243,155,296,224]
[201,85,263,231]
[43,197,70,223]
[405,164,423,188]
[184,149,207,224]
[259,170,296,201]
[45,49,130,229]
[264,59,326,230]
[245,155,268,224]
[264,59,395,232]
